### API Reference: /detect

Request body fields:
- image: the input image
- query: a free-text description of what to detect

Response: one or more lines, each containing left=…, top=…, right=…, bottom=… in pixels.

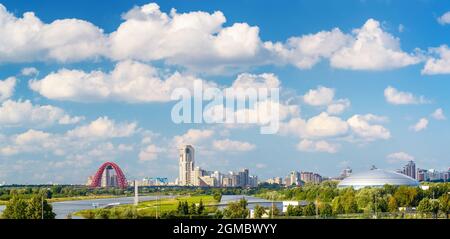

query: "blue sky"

left=0, top=0, right=449, bottom=184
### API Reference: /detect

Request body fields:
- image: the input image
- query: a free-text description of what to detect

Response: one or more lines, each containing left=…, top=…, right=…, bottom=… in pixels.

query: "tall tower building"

left=179, top=145, right=195, bottom=186
left=403, top=161, right=416, bottom=179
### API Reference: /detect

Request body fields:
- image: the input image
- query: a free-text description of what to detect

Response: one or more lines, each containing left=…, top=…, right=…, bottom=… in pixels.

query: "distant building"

left=289, top=171, right=301, bottom=186
left=300, top=171, right=322, bottom=184
left=179, top=145, right=195, bottom=186
left=402, top=161, right=416, bottom=179
left=266, top=177, right=283, bottom=185
left=340, top=167, right=352, bottom=178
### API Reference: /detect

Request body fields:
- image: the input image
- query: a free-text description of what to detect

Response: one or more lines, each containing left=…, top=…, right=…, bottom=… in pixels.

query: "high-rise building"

left=301, top=171, right=322, bottom=184
left=238, top=169, right=250, bottom=187
left=340, top=167, right=352, bottom=178
left=179, top=145, right=195, bottom=186
left=402, top=161, right=416, bottom=179
left=288, top=171, right=301, bottom=186
left=101, top=165, right=117, bottom=187
left=191, top=166, right=205, bottom=186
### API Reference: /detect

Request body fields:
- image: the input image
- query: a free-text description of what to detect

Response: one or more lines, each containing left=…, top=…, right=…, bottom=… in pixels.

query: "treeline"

left=1, top=192, right=55, bottom=219
left=0, top=185, right=132, bottom=201
left=258, top=182, right=450, bottom=218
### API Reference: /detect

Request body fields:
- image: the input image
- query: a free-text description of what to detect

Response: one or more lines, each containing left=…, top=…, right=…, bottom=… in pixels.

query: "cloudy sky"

left=0, top=0, right=449, bottom=184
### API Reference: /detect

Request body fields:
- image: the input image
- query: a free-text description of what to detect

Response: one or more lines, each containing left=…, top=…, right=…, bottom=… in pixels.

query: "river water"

left=0, top=194, right=280, bottom=219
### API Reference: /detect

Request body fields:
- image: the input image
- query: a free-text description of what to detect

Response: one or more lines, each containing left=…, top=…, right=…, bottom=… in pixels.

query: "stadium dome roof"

left=338, top=169, right=419, bottom=189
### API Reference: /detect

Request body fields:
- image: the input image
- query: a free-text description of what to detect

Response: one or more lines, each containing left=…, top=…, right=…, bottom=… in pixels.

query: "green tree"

left=213, top=191, right=222, bottom=202
left=197, top=199, right=205, bottom=215
left=318, top=203, right=333, bottom=218
left=94, top=209, right=110, bottom=219
left=303, top=202, right=316, bottom=216
left=189, top=203, right=197, bottom=215
left=223, top=198, right=249, bottom=219
left=331, top=197, right=345, bottom=215
left=417, top=198, right=432, bottom=218
left=25, top=194, right=55, bottom=219
left=393, top=186, right=419, bottom=207
left=2, top=194, right=28, bottom=219
left=438, top=194, right=449, bottom=219
left=388, top=196, right=398, bottom=212
left=253, top=205, right=266, bottom=218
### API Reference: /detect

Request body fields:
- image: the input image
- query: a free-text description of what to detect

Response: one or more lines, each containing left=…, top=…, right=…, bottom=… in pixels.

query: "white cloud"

left=231, top=73, right=280, bottom=89
left=410, top=118, right=428, bottom=132
left=0, top=77, right=16, bottom=101
left=0, top=4, right=106, bottom=63
left=297, top=139, right=339, bottom=153
left=303, top=86, right=335, bottom=106
left=384, top=86, right=428, bottom=105
left=327, top=99, right=351, bottom=115
left=431, top=108, right=446, bottom=120
left=108, top=3, right=263, bottom=73
left=438, top=12, right=450, bottom=25
left=304, top=112, right=349, bottom=138
left=0, top=100, right=83, bottom=127
left=330, top=19, right=420, bottom=70
left=139, top=144, right=163, bottom=161
left=302, top=86, right=350, bottom=115
left=30, top=60, right=216, bottom=103
left=422, top=45, right=450, bottom=75
left=212, top=139, right=256, bottom=152
left=66, top=117, right=137, bottom=139
left=21, top=67, right=39, bottom=76
left=387, top=152, right=414, bottom=163
left=281, top=112, right=349, bottom=139
left=173, top=129, right=215, bottom=148
left=265, top=28, right=350, bottom=69
left=347, top=114, right=391, bottom=141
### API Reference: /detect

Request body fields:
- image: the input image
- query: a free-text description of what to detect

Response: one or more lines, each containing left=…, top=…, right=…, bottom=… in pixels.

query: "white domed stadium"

left=338, top=169, right=419, bottom=189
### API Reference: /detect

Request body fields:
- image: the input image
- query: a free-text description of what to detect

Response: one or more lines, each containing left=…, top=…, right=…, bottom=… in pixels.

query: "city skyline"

left=1, top=0, right=450, bottom=184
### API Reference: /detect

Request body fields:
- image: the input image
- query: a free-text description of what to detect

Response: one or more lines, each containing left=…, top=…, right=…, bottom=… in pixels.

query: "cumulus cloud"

left=384, top=86, right=428, bottom=105
left=30, top=60, right=216, bottom=103
left=212, top=139, right=256, bottom=151
left=327, top=99, right=351, bottom=115
left=303, top=86, right=335, bottom=106
left=387, top=152, right=414, bottom=163
left=347, top=114, right=391, bottom=141
left=438, top=12, right=450, bottom=25
left=173, top=129, right=215, bottom=147
left=265, top=28, right=350, bottom=69
left=330, top=19, right=420, bottom=70
left=108, top=3, right=264, bottom=73
left=422, top=45, right=450, bottom=75
left=66, top=117, right=137, bottom=139
left=139, top=144, right=163, bottom=161
left=431, top=108, right=446, bottom=120
left=410, top=118, right=428, bottom=132
left=0, top=77, right=16, bottom=101
left=0, top=4, right=106, bottom=63
left=302, top=86, right=350, bottom=115
left=21, top=67, right=39, bottom=76
left=281, top=112, right=349, bottom=139
left=297, top=139, right=339, bottom=153
left=0, top=100, right=83, bottom=127
left=0, top=3, right=421, bottom=73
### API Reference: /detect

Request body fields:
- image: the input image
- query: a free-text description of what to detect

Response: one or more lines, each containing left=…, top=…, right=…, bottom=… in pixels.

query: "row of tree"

left=2, top=193, right=55, bottom=219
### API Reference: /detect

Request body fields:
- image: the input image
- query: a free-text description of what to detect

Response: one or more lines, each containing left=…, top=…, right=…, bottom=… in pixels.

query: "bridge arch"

left=90, top=162, right=127, bottom=189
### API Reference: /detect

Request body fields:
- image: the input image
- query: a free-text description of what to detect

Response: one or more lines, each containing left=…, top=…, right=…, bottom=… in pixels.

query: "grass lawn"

left=75, top=195, right=218, bottom=218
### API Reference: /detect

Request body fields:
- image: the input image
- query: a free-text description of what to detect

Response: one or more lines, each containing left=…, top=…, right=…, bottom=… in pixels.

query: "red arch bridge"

left=90, top=162, right=127, bottom=189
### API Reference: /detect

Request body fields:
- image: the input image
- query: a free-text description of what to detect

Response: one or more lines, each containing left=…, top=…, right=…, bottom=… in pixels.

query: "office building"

left=179, top=145, right=195, bottom=186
